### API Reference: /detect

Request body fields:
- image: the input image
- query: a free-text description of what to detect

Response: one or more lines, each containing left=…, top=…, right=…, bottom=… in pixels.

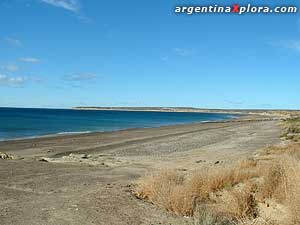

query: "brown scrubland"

left=134, top=117, right=300, bottom=225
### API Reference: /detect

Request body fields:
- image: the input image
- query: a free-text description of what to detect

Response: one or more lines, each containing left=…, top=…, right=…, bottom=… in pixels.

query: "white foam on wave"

left=0, top=130, right=99, bottom=142
left=57, top=131, right=94, bottom=135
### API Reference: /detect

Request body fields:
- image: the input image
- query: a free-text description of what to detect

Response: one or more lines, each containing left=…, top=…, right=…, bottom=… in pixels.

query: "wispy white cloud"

left=0, top=74, right=26, bottom=87
left=65, top=73, right=97, bottom=81
left=284, top=40, right=300, bottom=51
left=0, top=74, right=43, bottom=87
left=160, top=56, right=169, bottom=61
left=0, top=64, right=19, bottom=72
left=40, top=0, right=80, bottom=12
left=174, top=48, right=195, bottom=56
left=270, top=40, right=300, bottom=52
left=38, top=0, right=92, bottom=22
left=5, top=37, right=22, bottom=47
left=160, top=48, right=195, bottom=61
left=224, top=100, right=244, bottom=106
left=19, top=57, right=40, bottom=63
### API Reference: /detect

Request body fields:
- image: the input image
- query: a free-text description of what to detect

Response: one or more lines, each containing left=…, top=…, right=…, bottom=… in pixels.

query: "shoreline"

left=0, top=114, right=242, bottom=143
left=0, top=115, right=282, bottom=225
left=0, top=114, right=277, bottom=158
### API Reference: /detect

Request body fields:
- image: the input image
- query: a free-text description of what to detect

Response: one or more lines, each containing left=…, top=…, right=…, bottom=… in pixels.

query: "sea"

left=0, top=107, right=238, bottom=140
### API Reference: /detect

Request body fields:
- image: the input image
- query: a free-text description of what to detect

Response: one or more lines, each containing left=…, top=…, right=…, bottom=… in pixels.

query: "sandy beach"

left=0, top=116, right=281, bottom=225
left=3, top=1, right=300, bottom=224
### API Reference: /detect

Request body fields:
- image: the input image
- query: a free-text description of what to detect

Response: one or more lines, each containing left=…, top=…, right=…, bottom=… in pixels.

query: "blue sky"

left=1, top=0, right=300, bottom=109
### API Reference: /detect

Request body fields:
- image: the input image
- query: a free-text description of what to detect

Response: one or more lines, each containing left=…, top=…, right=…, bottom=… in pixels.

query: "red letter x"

left=232, top=4, right=240, bottom=13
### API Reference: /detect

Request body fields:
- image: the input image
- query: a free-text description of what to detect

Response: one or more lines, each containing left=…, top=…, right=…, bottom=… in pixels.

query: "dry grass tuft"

left=134, top=138, right=300, bottom=224
left=279, top=157, right=300, bottom=224
left=134, top=169, right=195, bottom=216
left=281, top=117, right=300, bottom=142
left=216, top=183, right=258, bottom=220
left=262, top=143, right=300, bottom=159
left=238, top=158, right=258, bottom=169
left=258, top=163, right=285, bottom=201
left=134, top=169, right=183, bottom=201
left=193, top=205, right=234, bottom=225
left=186, top=164, right=258, bottom=203
left=134, top=160, right=259, bottom=217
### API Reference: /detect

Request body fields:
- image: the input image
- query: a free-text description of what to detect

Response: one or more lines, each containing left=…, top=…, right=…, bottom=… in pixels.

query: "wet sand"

left=0, top=117, right=281, bottom=225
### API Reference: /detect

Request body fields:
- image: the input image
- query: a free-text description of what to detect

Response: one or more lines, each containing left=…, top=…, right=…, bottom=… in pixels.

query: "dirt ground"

left=0, top=118, right=281, bottom=225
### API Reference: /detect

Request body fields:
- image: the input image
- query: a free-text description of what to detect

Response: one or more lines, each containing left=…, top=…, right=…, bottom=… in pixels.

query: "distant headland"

left=72, top=106, right=299, bottom=116
left=72, top=106, right=243, bottom=114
